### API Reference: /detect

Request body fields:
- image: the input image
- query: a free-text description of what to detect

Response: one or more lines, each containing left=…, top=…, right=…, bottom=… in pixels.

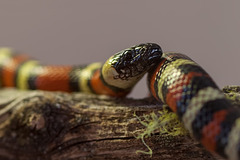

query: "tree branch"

left=0, top=86, right=236, bottom=160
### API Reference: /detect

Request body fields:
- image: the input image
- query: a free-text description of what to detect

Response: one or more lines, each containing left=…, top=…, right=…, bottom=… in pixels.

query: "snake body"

left=0, top=44, right=239, bottom=160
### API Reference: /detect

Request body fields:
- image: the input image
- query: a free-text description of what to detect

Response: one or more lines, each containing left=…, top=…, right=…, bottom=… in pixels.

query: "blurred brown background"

left=0, top=0, right=239, bottom=98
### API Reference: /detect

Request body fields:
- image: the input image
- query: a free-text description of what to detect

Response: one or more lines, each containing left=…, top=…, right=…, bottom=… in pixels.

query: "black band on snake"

left=0, top=43, right=239, bottom=160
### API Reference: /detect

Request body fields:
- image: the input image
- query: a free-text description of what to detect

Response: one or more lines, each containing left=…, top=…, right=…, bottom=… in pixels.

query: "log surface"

left=0, top=86, right=238, bottom=160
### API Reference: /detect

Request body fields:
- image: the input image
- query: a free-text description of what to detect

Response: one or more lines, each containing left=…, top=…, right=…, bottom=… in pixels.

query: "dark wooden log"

left=0, top=86, right=238, bottom=160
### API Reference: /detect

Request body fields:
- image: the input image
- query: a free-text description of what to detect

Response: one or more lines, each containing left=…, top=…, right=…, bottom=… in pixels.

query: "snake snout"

left=146, top=43, right=163, bottom=62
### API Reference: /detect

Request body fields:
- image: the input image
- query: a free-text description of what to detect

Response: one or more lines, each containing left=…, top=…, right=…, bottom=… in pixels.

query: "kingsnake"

left=0, top=43, right=239, bottom=160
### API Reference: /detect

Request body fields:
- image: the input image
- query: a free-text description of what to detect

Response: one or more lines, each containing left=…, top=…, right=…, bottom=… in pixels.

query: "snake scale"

left=0, top=43, right=239, bottom=160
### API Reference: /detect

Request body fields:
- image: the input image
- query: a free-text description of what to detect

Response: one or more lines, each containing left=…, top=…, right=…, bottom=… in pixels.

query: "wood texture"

left=0, top=87, right=237, bottom=160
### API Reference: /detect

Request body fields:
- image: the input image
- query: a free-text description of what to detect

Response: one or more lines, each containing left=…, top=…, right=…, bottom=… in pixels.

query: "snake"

left=0, top=43, right=239, bottom=160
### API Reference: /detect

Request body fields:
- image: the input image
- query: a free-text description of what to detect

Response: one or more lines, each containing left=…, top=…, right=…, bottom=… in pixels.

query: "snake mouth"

left=112, top=43, right=163, bottom=80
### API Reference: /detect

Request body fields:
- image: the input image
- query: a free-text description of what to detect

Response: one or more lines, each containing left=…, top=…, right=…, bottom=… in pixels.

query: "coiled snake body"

left=0, top=44, right=239, bottom=160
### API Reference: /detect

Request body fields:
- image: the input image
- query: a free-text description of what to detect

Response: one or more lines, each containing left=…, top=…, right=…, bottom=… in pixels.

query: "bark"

left=0, top=86, right=238, bottom=160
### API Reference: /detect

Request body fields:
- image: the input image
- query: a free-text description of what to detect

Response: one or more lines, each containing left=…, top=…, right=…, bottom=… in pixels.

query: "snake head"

left=111, top=43, right=162, bottom=79
left=102, top=43, right=162, bottom=90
